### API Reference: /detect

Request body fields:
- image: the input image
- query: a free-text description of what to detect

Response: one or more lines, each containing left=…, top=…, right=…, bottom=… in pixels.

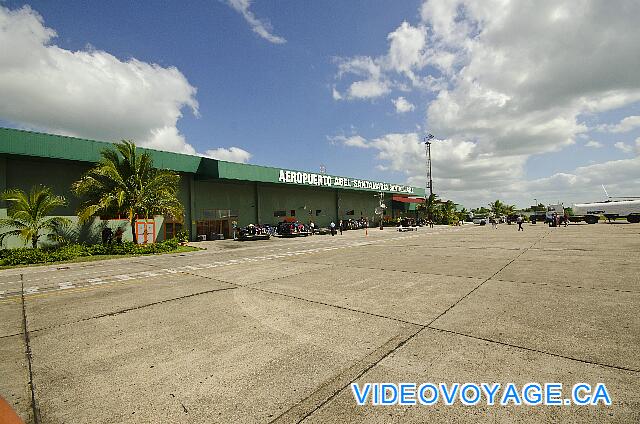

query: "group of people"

left=327, top=219, right=369, bottom=236
left=101, top=226, right=125, bottom=245
left=489, top=216, right=526, bottom=231
left=328, top=220, right=343, bottom=236
left=549, top=212, right=569, bottom=227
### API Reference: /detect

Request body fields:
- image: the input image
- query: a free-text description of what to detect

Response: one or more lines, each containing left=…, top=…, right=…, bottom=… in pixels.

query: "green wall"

left=0, top=151, right=408, bottom=247
left=192, top=179, right=256, bottom=225
left=257, top=183, right=337, bottom=227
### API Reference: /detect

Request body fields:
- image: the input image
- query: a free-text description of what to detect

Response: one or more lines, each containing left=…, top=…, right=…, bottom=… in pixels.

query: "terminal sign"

left=277, top=169, right=414, bottom=194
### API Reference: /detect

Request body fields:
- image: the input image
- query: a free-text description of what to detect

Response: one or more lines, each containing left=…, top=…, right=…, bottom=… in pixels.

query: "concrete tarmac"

left=0, top=222, right=638, bottom=423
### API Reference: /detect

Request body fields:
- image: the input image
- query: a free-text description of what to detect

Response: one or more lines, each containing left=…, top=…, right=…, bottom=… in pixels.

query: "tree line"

left=417, top=196, right=518, bottom=225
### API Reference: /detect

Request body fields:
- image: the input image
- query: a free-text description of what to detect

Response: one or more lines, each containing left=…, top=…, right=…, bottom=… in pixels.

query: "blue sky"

left=1, top=1, right=639, bottom=208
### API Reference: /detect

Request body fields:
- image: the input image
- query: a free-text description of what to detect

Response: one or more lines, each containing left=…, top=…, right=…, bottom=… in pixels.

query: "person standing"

left=309, top=221, right=315, bottom=235
left=517, top=215, right=524, bottom=231
left=114, top=227, right=124, bottom=244
left=101, top=226, right=113, bottom=245
left=339, top=220, right=343, bottom=235
left=330, top=221, right=336, bottom=236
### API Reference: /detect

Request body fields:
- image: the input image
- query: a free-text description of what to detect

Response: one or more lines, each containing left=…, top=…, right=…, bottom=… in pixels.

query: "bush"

left=0, top=239, right=181, bottom=266
left=175, top=230, right=189, bottom=243
left=1, top=248, right=49, bottom=266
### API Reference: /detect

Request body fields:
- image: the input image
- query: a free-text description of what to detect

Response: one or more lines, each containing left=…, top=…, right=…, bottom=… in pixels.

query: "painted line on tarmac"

left=0, top=227, right=473, bottom=295
left=0, top=229, right=437, bottom=285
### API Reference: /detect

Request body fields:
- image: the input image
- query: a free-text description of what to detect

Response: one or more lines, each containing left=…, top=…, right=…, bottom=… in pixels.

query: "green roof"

left=0, top=127, right=424, bottom=196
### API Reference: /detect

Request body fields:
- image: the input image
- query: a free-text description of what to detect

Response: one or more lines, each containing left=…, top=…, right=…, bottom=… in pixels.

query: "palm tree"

left=457, top=207, right=469, bottom=223
left=504, top=204, right=516, bottom=216
left=438, top=200, right=458, bottom=225
left=421, top=193, right=438, bottom=222
left=489, top=200, right=505, bottom=217
left=0, top=185, right=71, bottom=248
left=72, top=141, right=184, bottom=243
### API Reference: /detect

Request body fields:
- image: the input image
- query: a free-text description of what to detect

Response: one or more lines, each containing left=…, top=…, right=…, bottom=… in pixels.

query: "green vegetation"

left=0, top=238, right=194, bottom=267
left=176, top=229, right=189, bottom=244
left=418, top=194, right=465, bottom=224
left=488, top=199, right=516, bottom=217
left=0, top=185, right=71, bottom=248
left=0, top=141, right=192, bottom=266
left=72, top=140, right=184, bottom=243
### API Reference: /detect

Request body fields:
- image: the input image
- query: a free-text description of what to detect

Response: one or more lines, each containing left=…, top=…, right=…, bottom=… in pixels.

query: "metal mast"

left=424, top=134, right=434, bottom=197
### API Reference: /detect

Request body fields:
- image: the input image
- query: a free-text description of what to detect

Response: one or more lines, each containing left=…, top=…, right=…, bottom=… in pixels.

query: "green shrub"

left=175, top=230, right=189, bottom=243
left=47, top=244, right=86, bottom=262
left=0, top=239, right=181, bottom=266
left=1, top=248, right=49, bottom=265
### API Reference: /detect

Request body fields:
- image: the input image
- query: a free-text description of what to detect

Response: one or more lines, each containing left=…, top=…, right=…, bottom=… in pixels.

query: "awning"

left=392, top=196, right=425, bottom=204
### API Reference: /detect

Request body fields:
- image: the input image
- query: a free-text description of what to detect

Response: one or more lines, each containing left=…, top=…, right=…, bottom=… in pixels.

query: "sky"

left=1, top=0, right=639, bottom=209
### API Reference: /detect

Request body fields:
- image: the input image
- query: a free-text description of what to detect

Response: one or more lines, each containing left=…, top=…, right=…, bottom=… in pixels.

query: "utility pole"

left=424, top=134, right=434, bottom=197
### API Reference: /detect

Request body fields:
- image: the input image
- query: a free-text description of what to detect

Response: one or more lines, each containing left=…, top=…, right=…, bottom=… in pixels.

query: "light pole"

left=424, top=134, right=435, bottom=197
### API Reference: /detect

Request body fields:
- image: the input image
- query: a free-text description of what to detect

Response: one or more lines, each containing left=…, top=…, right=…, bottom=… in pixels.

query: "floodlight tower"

left=424, top=134, right=435, bottom=197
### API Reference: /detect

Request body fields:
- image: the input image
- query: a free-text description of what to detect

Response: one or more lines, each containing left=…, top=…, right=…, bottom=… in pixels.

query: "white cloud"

left=347, top=79, right=391, bottom=99
left=225, top=0, right=286, bottom=44
left=392, top=96, right=415, bottom=113
left=333, top=21, right=429, bottom=100
left=333, top=56, right=391, bottom=100
left=328, top=134, right=370, bottom=149
left=334, top=0, right=640, bottom=207
left=385, top=21, right=427, bottom=78
left=614, top=141, right=633, bottom=153
left=0, top=5, right=252, bottom=161
left=598, top=115, right=640, bottom=133
left=204, top=147, right=252, bottom=163
left=523, top=156, right=640, bottom=203
left=331, top=86, right=343, bottom=100
left=0, top=5, right=198, bottom=154
left=584, top=140, right=603, bottom=148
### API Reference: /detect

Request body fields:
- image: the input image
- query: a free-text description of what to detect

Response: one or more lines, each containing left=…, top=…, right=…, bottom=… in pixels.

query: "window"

left=346, top=210, right=355, bottom=215
left=290, top=209, right=296, bottom=216
left=203, top=209, right=238, bottom=219
left=274, top=210, right=286, bottom=217
left=316, top=209, right=321, bottom=216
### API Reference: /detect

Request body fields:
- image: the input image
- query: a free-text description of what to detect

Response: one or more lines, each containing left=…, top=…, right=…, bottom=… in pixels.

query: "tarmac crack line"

left=20, top=275, right=41, bottom=424
left=425, top=230, right=552, bottom=328
left=269, top=327, right=422, bottom=424
left=287, top=259, right=492, bottom=281
left=425, top=326, right=640, bottom=374
left=181, top=269, right=424, bottom=327
left=273, top=230, right=553, bottom=423
left=0, top=332, right=23, bottom=340
left=491, top=278, right=639, bottom=294
left=27, top=286, right=238, bottom=335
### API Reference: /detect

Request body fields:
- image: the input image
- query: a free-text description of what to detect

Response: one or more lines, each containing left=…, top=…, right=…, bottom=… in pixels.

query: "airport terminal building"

left=0, top=128, right=425, bottom=245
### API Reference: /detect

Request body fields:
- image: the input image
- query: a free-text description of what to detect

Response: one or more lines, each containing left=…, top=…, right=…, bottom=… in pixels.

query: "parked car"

left=276, top=221, right=310, bottom=237
left=237, top=224, right=270, bottom=241
left=472, top=215, right=488, bottom=225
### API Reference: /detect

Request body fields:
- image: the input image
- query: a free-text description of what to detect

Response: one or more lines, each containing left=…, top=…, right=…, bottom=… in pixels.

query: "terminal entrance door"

left=197, top=219, right=231, bottom=240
